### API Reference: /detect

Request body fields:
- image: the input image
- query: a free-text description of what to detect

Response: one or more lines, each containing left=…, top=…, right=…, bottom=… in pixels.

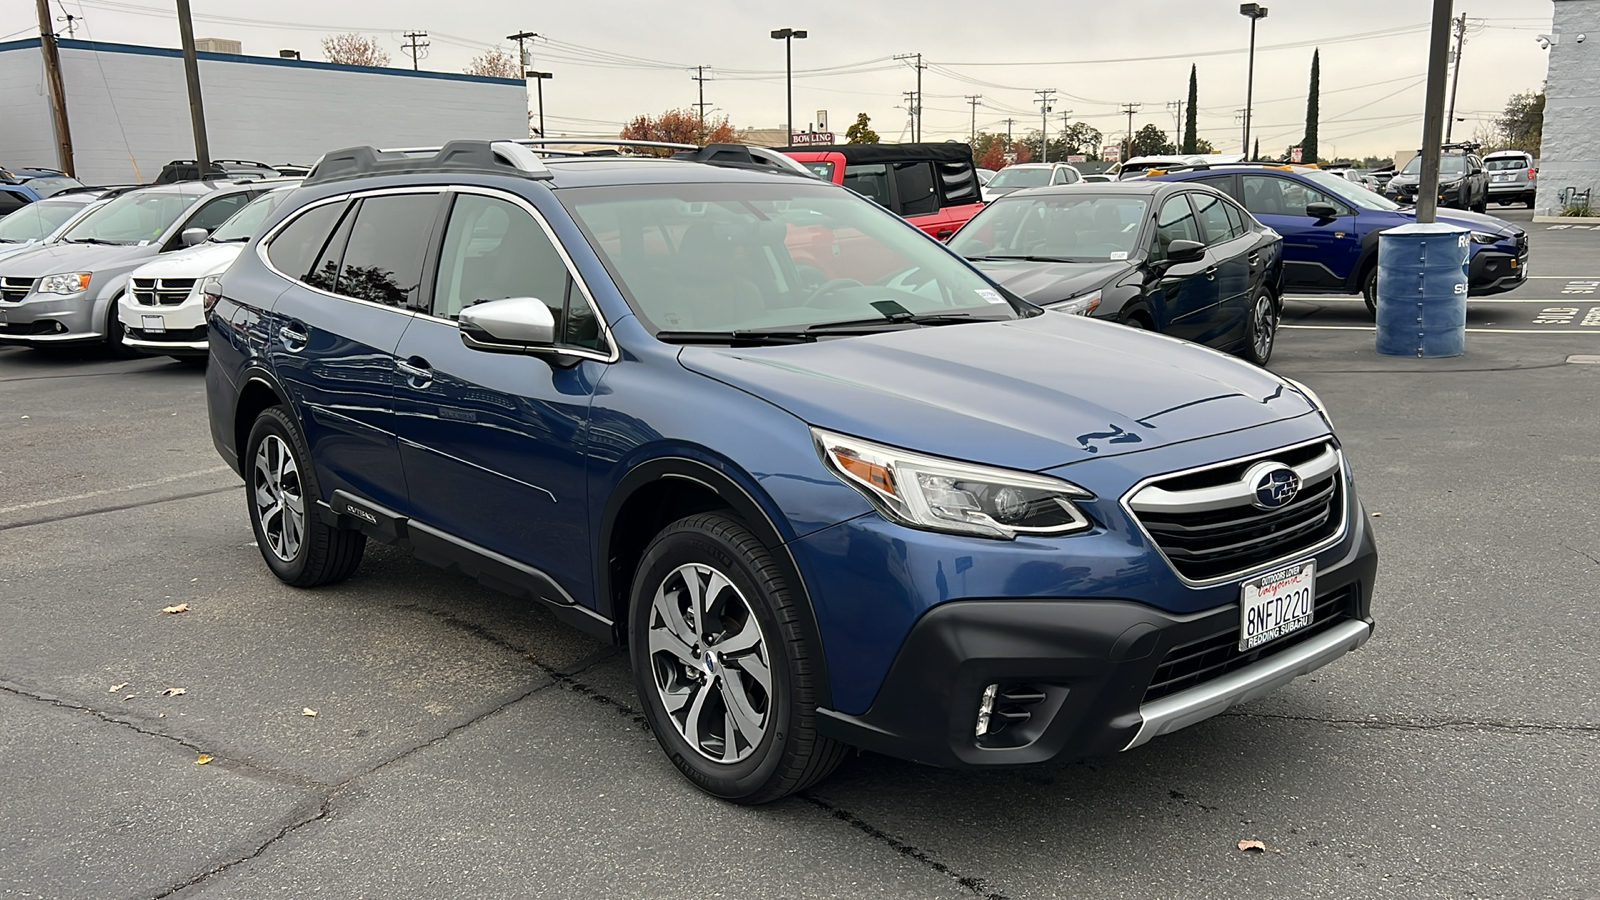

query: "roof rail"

left=304, top=140, right=553, bottom=185
left=516, top=138, right=699, bottom=153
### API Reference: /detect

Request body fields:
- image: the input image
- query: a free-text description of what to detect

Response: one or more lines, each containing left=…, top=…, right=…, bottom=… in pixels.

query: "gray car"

left=1484, top=149, right=1537, bottom=208
left=0, top=180, right=273, bottom=350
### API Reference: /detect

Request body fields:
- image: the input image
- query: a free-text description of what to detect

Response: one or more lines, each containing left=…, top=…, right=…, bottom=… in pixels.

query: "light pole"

left=771, top=28, right=808, bottom=143
left=1240, top=3, right=1268, bottom=157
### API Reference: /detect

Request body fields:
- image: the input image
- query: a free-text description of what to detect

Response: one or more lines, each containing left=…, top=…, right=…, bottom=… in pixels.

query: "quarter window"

left=1221, top=199, right=1249, bottom=237
left=432, top=193, right=603, bottom=350
left=331, top=193, right=440, bottom=308
left=265, top=202, right=346, bottom=281
left=1151, top=194, right=1200, bottom=260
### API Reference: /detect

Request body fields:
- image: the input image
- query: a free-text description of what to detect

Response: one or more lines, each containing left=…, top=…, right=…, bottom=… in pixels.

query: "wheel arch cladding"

left=600, top=456, right=833, bottom=708
left=234, top=373, right=288, bottom=466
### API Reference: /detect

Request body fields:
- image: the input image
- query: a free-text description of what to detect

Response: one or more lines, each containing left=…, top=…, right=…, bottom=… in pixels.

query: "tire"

left=1361, top=265, right=1378, bottom=316
left=105, top=295, right=139, bottom=358
left=1242, top=289, right=1279, bottom=366
left=629, top=513, right=845, bottom=804
left=1120, top=308, right=1152, bottom=330
left=244, top=406, right=365, bottom=588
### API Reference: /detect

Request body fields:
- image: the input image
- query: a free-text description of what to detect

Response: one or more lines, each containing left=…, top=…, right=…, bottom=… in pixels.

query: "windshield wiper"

left=66, top=237, right=127, bottom=245
left=211, top=236, right=250, bottom=243
left=964, top=254, right=1096, bottom=264
left=807, top=311, right=990, bottom=331
left=655, top=329, right=818, bottom=346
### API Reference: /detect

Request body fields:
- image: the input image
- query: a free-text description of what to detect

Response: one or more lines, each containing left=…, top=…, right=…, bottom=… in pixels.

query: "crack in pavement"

left=1222, top=710, right=1600, bottom=734
left=1562, top=543, right=1600, bottom=568
left=0, top=486, right=241, bottom=532
left=803, top=794, right=1010, bottom=900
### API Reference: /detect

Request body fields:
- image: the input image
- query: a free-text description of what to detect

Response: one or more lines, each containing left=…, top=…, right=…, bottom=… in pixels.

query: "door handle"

left=396, top=357, right=433, bottom=387
left=1203, top=266, right=1218, bottom=281
left=278, top=323, right=307, bottom=351
left=1247, top=253, right=1261, bottom=267
left=936, top=229, right=954, bottom=241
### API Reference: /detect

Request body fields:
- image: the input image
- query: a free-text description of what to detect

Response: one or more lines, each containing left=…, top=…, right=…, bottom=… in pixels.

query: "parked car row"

left=183, top=138, right=1375, bottom=804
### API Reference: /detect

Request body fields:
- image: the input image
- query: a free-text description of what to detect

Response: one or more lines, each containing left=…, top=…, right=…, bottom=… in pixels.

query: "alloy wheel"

left=1252, top=293, right=1277, bottom=361
left=647, top=562, right=772, bottom=763
left=252, top=434, right=305, bottom=562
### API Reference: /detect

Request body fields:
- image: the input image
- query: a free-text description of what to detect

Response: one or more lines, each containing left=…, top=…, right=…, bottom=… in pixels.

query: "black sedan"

left=951, top=181, right=1286, bottom=365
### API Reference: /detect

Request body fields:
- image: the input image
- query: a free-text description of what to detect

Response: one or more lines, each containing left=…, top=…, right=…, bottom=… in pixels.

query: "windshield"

left=950, top=194, right=1147, bottom=262
left=987, top=167, right=1052, bottom=189
left=563, top=182, right=1021, bottom=335
left=1401, top=154, right=1467, bottom=176
left=801, top=160, right=836, bottom=180
left=0, top=197, right=92, bottom=242
left=21, top=175, right=84, bottom=198
left=1486, top=157, right=1529, bottom=171
left=1296, top=169, right=1401, bottom=211
left=210, top=190, right=291, bottom=242
left=61, top=190, right=200, bottom=244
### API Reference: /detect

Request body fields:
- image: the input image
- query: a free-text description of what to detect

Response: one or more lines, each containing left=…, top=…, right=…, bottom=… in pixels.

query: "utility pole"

left=964, top=94, right=982, bottom=144
left=401, top=30, right=429, bottom=71
left=902, top=91, right=917, bottom=138
left=175, top=0, right=209, bottom=175
left=527, top=71, right=552, bottom=137
left=1416, top=0, right=1455, bottom=224
left=692, top=66, right=715, bottom=139
left=1057, top=109, right=1073, bottom=155
left=894, top=53, right=926, bottom=141
left=57, top=11, right=82, bottom=37
left=34, top=0, right=73, bottom=175
left=1121, top=102, right=1142, bottom=161
left=1003, top=117, right=1015, bottom=148
left=1236, top=109, right=1249, bottom=157
left=507, top=31, right=540, bottom=136
left=1445, top=12, right=1468, bottom=142
left=1036, top=89, right=1056, bottom=163
left=1167, top=100, right=1183, bottom=138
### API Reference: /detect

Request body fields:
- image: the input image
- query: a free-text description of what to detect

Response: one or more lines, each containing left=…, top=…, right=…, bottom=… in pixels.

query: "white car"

left=981, top=162, right=1082, bottom=201
left=118, top=184, right=299, bottom=359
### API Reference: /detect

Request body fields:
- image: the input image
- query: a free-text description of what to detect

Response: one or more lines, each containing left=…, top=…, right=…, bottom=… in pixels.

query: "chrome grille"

left=1127, top=440, right=1345, bottom=584
left=0, top=277, right=35, bottom=303
left=130, top=277, right=196, bottom=306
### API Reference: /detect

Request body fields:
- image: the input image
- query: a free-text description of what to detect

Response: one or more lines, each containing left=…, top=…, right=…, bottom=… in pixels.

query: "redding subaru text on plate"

left=205, top=139, right=1378, bottom=803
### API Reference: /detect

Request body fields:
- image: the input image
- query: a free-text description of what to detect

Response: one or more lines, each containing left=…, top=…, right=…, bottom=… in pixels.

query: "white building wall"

left=1539, top=0, right=1600, bottom=215
left=0, top=39, right=527, bottom=184
left=0, top=43, right=60, bottom=171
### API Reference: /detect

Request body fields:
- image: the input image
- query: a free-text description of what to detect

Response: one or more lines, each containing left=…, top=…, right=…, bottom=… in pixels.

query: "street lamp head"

left=1240, top=3, right=1268, bottom=19
left=771, top=28, right=807, bottom=40
left=793, top=30, right=808, bottom=39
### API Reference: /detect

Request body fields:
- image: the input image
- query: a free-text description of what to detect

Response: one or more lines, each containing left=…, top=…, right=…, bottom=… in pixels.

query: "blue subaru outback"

left=205, top=140, right=1377, bottom=803
left=1147, top=163, right=1527, bottom=312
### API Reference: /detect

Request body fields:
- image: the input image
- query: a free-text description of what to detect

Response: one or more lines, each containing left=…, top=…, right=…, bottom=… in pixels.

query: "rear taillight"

left=1529, top=168, right=1537, bottom=180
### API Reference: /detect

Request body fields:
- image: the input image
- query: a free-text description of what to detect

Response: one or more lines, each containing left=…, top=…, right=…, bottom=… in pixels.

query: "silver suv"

left=1484, top=150, right=1536, bottom=209
left=0, top=180, right=276, bottom=350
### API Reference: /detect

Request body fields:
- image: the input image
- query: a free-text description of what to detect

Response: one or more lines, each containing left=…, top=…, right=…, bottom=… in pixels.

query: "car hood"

left=678, top=312, right=1314, bottom=472
left=0, top=240, right=48, bottom=263
left=1376, top=206, right=1519, bottom=237
left=0, top=241, right=158, bottom=277
left=128, top=242, right=245, bottom=280
left=969, top=259, right=1131, bottom=304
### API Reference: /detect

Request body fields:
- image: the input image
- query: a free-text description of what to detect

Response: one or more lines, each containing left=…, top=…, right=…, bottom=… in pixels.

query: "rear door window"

left=892, top=161, right=938, bottom=216
left=331, top=193, right=442, bottom=308
left=1192, top=193, right=1237, bottom=245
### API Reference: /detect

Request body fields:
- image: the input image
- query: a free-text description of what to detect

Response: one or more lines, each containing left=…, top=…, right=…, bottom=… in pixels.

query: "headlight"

left=1469, top=230, right=1502, bottom=245
left=1284, top=377, right=1333, bottom=429
left=37, top=272, right=91, bottom=294
left=812, top=427, right=1094, bottom=539
left=1054, top=289, right=1101, bottom=317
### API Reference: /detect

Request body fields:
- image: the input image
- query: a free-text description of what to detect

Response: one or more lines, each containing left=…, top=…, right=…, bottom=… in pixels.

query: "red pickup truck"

left=781, top=143, right=984, bottom=242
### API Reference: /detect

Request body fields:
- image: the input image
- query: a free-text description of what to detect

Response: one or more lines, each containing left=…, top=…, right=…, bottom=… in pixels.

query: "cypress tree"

left=1183, top=65, right=1198, bottom=154
left=1253, top=137, right=1260, bottom=160
left=1303, top=50, right=1320, bottom=163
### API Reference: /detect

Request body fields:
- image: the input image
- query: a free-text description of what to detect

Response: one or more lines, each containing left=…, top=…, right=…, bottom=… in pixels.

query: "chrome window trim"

left=1118, top=437, right=1350, bottom=589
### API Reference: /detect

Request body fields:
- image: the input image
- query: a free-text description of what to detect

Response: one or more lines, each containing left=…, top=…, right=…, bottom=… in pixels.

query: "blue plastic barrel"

left=1375, top=223, right=1469, bottom=358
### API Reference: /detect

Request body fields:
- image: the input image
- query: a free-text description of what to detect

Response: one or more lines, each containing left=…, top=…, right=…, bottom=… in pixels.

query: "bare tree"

left=321, top=33, right=391, bottom=67
left=466, top=46, right=520, bottom=79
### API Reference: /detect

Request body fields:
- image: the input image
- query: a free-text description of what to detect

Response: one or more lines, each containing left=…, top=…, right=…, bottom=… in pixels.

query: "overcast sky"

left=18, top=0, right=1556, bottom=157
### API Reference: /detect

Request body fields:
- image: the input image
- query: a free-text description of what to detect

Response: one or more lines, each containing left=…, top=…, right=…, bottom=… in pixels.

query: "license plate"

left=1239, top=561, right=1316, bottom=651
left=141, top=315, right=166, bottom=333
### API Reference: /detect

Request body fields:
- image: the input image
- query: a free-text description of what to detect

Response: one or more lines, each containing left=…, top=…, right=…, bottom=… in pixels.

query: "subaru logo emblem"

left=1246, top=462, right=1301, bottom=510
left=703, top=651, right=717, bottom=673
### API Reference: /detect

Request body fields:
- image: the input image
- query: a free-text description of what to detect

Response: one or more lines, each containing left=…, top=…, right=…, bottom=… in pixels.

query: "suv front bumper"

left=815, top=507, right=1377, bottom=769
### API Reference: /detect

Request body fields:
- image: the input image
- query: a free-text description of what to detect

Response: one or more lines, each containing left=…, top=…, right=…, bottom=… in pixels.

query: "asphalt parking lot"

left=2, top=208, right=1596, bottom=900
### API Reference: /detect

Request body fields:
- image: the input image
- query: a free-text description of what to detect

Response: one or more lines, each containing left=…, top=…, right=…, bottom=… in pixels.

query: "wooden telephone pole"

left=35, top=0, right=75, bottom=176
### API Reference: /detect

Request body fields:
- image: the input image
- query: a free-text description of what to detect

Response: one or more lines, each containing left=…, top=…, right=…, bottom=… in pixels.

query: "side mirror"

left=1305, top=202, right=1339, bottom=220
left=180, top=227, right=209, bottom=247
left=458, top=297, right=557, bottom=354
left=1471, top=166, right=1483, bottom=175
left=1164, top=239, right=1206, bottom=265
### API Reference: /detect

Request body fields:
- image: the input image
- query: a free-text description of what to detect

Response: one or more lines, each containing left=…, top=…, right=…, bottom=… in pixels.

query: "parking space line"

left=0, top=466, right=232, bottom=515
left=1282, top=324, right=1600, bottom=334
left=1286, top=297, right=1598, bottom=304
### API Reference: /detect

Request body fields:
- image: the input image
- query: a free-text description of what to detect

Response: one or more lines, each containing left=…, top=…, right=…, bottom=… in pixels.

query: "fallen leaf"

left=109, top=682, right=128, bottom=692
left=302, top=708, right=318, bottom=717
left=1371, top=512, right=1382, bottom=518
left=189, top=578, right=198, bottom=583
left=195, top=753, right=213, bottom=765
left=1237, top=839, right=1267, bottom=853
left=20, top=415, right=29, bottom=419
left=161, top=603, right=189, bottom=614
left=161, top=687, right=187, bottom=697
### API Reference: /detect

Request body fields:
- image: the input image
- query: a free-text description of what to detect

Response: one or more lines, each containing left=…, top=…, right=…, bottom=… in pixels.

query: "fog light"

left=975, top=683, right=999, bottom=736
